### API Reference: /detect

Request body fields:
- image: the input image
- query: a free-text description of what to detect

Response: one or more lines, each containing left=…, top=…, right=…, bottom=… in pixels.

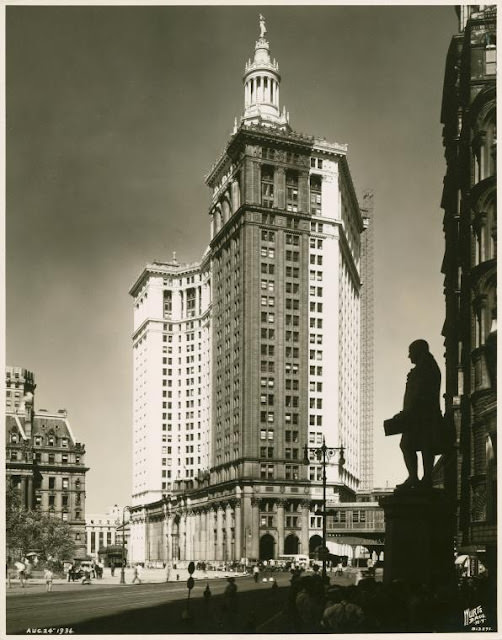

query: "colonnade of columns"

left=161, top=497, right=311, bottom=563
left=244, top=75, right=280, bottom=108
left=211, top=180, right=241, bottom=238
left=130, top=496, right=316, bottom=565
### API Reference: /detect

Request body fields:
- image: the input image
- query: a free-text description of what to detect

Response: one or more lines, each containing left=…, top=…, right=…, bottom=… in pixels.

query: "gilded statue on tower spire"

left=259, top=14, right=267, bottom=38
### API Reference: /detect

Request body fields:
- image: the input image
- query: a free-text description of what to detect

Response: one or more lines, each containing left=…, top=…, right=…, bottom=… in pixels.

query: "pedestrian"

left=223, top=576, right=238, bottom=628
left=132, top=564, right=142, bottom=584
left=322, top=587, right=365, bottom=633
left=15, top=560, right=26, bottom=588
left=203, top=583, right=211, bottom=608
left=81, top=569, right=92, bottom=585
left=44, top=567, right=54, bottom=592
left=253, top=564, right=260, bottom=583
left=110, top=561, right=115, bottom=577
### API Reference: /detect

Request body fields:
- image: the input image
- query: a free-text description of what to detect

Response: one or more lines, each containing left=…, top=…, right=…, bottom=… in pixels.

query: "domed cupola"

left=242, top=15, right=290, bottom=129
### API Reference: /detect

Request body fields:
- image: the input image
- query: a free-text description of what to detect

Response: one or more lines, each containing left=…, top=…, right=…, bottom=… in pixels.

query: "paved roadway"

left=6, top=572, right=302, bottom=635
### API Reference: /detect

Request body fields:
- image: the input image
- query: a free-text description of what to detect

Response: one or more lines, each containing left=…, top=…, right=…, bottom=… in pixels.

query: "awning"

left=455, top=554, right=469, bottom=565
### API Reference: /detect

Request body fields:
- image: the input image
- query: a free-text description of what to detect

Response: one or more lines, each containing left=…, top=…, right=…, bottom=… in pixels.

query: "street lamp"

left=303, top=438, right=345, bottom=583
left=120, top=506, right=131, bottom=585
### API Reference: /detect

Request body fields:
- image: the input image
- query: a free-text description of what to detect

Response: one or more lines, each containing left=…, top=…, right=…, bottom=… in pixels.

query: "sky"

left=6, top=4, right=458, bottom=513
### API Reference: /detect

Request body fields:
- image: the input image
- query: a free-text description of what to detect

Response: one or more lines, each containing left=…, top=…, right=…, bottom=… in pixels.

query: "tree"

left=6, top=484, right=76, bottom=561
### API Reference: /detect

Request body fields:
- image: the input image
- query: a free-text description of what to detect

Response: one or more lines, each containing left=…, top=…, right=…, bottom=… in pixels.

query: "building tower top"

left=242, top=15, right=290, bottom=130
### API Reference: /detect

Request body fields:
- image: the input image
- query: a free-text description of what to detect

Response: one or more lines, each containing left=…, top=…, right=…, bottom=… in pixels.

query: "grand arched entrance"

left=259, top=534, right=275, bottom=560
left=309, top=534, right=323, bottom=554
left=284, top=533, right=299, bottom=554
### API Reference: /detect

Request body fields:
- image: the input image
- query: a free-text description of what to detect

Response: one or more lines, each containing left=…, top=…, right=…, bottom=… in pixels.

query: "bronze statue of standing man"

left=395, top=339, right=443, bottom=490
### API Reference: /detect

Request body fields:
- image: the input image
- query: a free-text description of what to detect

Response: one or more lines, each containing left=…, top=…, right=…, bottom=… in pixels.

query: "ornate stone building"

left=128, top=17, right=366, bottom=564
left=6, top=367, right=89, bottom=558
left=440, top=5, right=496, bottom=576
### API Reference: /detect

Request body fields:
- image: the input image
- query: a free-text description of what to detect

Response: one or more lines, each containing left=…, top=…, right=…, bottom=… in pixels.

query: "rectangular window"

left=62, top=478, right=69, bottom=489
left=310, top=176, right=322, bottom=215
left=260, top=463, right=274, bottom=479
left=261, top=166, right=275, bottom=208
left=485, top=47, right=496, bottom=75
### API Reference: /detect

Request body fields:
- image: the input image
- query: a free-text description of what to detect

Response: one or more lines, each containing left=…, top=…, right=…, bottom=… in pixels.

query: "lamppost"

left=120, top=506, right=131, bottom=585
left=303, top=438, right=345, bottom=582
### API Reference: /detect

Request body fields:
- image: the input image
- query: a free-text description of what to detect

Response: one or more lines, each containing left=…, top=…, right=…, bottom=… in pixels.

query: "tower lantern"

left=242, top=15, right=289, bottom=129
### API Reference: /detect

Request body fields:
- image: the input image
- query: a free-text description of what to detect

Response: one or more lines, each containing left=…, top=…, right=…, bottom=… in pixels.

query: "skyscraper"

left=359, top=191, right=375, bottom=492
left=129, top=17, right=367, bottom=564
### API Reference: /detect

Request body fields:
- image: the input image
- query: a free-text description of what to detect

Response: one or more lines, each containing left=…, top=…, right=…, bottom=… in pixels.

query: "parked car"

left=74, top=560, right=94, bottom=579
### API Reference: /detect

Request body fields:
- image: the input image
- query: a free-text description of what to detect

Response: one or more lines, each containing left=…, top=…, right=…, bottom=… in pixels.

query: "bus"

left=277, top=554, right=310, bottom=568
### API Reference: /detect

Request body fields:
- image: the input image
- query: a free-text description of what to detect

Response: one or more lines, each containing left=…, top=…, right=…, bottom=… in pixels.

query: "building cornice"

left=129, top=259, right=205, bottom=297
left=6, top=462, right=89, bottom=474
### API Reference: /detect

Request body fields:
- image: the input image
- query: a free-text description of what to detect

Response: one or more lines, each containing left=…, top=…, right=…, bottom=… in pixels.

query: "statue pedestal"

left=380, top=489, right=455, bottom=586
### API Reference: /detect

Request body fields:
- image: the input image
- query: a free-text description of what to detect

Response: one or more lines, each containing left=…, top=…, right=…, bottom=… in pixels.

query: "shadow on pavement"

left=70, top=584, right=292, bottom=635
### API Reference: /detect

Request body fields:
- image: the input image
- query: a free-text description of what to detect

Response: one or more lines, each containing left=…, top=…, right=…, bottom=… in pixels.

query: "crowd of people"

left=285, top=568, right=496, bottom=633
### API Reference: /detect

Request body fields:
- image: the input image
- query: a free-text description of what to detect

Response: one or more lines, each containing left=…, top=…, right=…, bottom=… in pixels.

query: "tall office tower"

left=128, top=17, right=366, bottom=564
left=440, top=5, right=496, bottom=579
left=129, top=255, right=211, bottom=507
left=359, top=191, right=375, bottom=492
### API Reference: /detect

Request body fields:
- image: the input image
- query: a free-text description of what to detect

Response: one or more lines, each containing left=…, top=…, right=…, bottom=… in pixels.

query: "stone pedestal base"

left=380, top=489, right=455, bottom=586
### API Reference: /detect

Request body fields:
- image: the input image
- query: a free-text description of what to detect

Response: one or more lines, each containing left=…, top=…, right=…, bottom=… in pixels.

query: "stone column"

left=275, top=166, right=286, bottom=210
left=206, top=509, right=214, bottom=561
left=166, top=517, right=173, bottom=564
left=231, top=179, right=240, bottom=212
left=277, top=500, right=285, bottom=556
left=251, top=498, right=260, bottom=559
left=200, top=510, right=207, bottom=561
left=26, top=476, right=33, bottom=510
left=234, top=501, right=242, bottom=561
left=225, top=503, right=233, bottom=561
left=300, top=501, right=310, bottom=556
left=216, top=505, right=224, bottom=560
left=179, top=512, right=186, bottom=561
left=185, top=512, right=192, bottom=561
left=298, top=171, right=310, bottom=213
left=194, top=511, right=201, bottom=561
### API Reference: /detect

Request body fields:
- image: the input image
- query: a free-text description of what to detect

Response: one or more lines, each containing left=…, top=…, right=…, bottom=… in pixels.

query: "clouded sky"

left=6, top=4, right=457, bottom=512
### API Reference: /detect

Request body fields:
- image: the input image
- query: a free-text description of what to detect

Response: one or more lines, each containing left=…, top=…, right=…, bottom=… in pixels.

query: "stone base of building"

left=380, top=488, right=455, bottom=586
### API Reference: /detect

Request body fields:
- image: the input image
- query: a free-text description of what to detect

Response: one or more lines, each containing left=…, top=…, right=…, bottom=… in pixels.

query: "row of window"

left=260, top=463, right=301, bottom=481
left=9, top=450, right=81, bottom=465
left=9, top=433, right=70, bottom=448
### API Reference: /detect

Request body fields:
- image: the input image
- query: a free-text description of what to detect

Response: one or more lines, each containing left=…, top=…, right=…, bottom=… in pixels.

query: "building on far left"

left=5, top=366, right=89, bottom=558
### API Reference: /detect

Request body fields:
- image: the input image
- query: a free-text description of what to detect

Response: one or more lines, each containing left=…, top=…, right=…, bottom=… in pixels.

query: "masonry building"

left=6, top=366, right=89, bottom=558
left=440, top=5, right=496, bottom=577
left=128, top=17, right=369, bottom=564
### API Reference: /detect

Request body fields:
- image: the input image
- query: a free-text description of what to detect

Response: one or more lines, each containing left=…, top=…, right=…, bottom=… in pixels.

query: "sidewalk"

left=6, top=566, right=248, bottom=593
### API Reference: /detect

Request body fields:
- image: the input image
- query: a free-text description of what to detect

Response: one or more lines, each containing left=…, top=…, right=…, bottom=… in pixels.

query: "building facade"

left=128, top=18, right=368, bottom=564
left=129, top=256, right=211, bottom=506
left=440, top=5, right=496, bottom=576
left=85, top=505, right=123, bottom=560
left=6, top=367, right=89, bottom=559
left=359, top=191, right=375, bottom=492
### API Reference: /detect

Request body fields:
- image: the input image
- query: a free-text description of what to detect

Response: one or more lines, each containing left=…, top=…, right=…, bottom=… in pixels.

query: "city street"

left=6, top=571, right=314, bottom=634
